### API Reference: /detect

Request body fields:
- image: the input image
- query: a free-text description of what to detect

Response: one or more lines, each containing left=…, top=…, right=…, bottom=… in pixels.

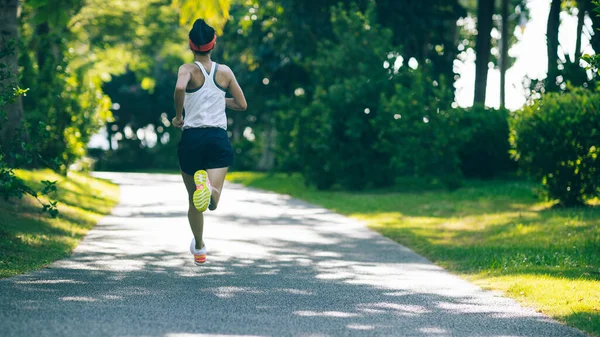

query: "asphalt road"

left=0, top=172, right=589, bottom=337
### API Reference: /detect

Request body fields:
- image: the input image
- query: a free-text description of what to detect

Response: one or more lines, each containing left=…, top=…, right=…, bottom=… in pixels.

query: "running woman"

left=172, top=19, right=247, bottom=265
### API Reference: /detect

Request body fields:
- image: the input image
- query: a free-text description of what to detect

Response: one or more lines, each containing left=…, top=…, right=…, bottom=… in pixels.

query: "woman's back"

left=183, top=61, right=227, bottom=130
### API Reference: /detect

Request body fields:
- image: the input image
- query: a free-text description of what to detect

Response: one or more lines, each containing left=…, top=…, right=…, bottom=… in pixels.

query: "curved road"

left=0, top=173, right=588, bottom=337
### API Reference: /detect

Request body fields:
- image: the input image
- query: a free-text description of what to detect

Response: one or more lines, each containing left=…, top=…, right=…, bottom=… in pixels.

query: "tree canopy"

left=1, top=0, right=599, bottom=190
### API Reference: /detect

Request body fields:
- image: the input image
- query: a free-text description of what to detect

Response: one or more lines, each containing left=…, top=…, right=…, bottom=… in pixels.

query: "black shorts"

left=177, top=127, right=234, bottom=175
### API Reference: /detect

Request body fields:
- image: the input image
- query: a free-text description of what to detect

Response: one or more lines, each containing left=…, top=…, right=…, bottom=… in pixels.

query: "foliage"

left=173, top=0, right=230, bottom=34
left=0, top=159, right=59, bottom=217
left=293, top=3, right=467, bottom=190
left=294, top=3, right=398, bottom=190
left=0, top=35, right=58, bottom=217
left=582, top=0, right=600, bottom=74
left=0, top=38, right=26, bottom=111
left=510, top=87, right=600, bottom=206
left=377, top=0, right=465, bottom=87
left=376, top=71, right=463, bottom=189
left=217, top=0, right=472, bottom=175
left=13, top=0, right=112, bottom=172
left=454, top=105, right=515, bottom=178
left=581, top=53, right=600, bottom=74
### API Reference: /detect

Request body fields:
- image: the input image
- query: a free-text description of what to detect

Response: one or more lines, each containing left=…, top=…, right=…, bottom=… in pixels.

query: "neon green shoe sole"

left=193, top=170, right=211, bottom=212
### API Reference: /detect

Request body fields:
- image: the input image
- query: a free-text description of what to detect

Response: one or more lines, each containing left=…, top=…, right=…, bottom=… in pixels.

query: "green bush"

left=294, top=3, right=473, bottom=190
left=295, top=3, right=396, bottom=190
left=375, top=71, right=463, bottom=188
left=231, top=137, right=260, bottom=172
left=455, top=105, right=515, bottom=179
left=510, top=88, right=600, bottom=206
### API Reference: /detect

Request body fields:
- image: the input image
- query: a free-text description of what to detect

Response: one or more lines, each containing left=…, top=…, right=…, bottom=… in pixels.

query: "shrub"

left=455, top=105, right=515, bottom=179
left=295, top=3, right=396, bottom=190
left=375, top=71, right=463, bottom=189
left=295, top=3, right=468, bottom=190
left=231, top=136, right=260, bottom=172
left=510, top=88, right=600, bottom=206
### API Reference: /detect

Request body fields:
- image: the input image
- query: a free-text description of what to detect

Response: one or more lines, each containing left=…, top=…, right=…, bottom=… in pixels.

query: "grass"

left=0, top=170, right=120, bottom=278
left=227, top=172, right=600, bottom=337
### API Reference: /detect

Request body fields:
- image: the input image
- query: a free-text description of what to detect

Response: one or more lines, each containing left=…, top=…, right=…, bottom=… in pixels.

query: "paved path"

left=0, top=173, right=588, bottom=337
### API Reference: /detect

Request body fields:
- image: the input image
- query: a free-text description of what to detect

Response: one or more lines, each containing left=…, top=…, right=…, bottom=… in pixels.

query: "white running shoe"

left=190, top=237, right=207, bottom=265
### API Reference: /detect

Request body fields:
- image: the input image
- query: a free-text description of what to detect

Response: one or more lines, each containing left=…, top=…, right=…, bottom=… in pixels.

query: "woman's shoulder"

left=216, top=63, right=233, bottom=74
left=179, top=62, right=199, bottom=72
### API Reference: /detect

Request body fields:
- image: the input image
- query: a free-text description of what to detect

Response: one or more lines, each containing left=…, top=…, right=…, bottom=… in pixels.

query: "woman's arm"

left=223, top=66, right=247, bottom=111
left=226, top=97, right=246, bottom=111
left=173, top=65, right=192, bottom=127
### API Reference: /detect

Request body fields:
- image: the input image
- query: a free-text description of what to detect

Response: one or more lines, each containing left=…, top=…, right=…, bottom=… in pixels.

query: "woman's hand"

left=172, top=117, right=184, bottom=128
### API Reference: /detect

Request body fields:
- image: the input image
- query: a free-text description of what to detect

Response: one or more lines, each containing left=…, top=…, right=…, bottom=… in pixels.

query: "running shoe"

left=193, top=170, right=212, bottom=212
left=190, top=238, right=207, bottom=265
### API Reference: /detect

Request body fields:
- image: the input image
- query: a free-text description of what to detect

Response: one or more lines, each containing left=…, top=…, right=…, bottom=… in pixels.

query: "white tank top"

left=182, top=61, right=227, bottom=130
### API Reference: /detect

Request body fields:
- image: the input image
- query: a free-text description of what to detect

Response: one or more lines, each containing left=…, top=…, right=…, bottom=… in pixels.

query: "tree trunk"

left=500, top=0, right=509, bottom=108
left=474, top=0, right=495, bottom=105
left=546, top=0, right=561, bottom=92
left=574, top=0, right=586, bottom=63
left=257, top=124, right=276, bottom=171
left=0, top=0, right=26, bottom=152
left=36, top=22, right=50, bottom=70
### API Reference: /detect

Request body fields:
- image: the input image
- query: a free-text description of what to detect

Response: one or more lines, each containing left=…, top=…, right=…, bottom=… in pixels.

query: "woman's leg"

left=181, top=171, right=204, bottom=249
left=207, top=167, right=229, bottom=210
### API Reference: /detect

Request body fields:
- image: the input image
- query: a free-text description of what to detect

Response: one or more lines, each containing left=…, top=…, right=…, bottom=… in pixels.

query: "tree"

left=546, top=0, right=561, bottom=92
left=173, top=0, right=230, bottom=34
left=376, top=0, right=466, bottom=87
left=0, top=0, right=27, bottom=153
left=500, top=0, right=509, bottom=108
left=17, top=0, right=111, bottom=171
left=582, top=0, right=600, bottom=72
left=474, top=0, right=495, bottom=105
left=575, top=0, right=587, bottom=63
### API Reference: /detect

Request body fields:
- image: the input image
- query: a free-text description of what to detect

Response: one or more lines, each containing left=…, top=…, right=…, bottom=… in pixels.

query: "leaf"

left=174, top=0, right=230, bottom=34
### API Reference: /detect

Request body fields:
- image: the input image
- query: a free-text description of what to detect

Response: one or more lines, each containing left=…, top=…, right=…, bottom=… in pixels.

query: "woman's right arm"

left=173, top=64, right=192, bottom=128
left=224, top=66, right=247, bottom=111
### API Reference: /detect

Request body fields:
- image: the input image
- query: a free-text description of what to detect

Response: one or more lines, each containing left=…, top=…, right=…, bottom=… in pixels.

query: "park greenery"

left=0, top=0, right=599, bottom=334
left=0, top=169, right=119, bottom=278
left=0, top=0, right=598, bottom=205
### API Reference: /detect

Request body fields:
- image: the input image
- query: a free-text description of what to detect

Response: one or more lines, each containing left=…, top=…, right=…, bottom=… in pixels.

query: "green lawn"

left=227, top=172, right=600, bottom=337
left=0, top=170, right=120, bottom=278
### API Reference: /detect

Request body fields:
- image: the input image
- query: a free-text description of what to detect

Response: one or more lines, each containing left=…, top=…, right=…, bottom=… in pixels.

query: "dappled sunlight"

left=15, top=279, right=85, bottom=285
left=347, top=324, right=376, bottom=330
left=419, top=327, right=448, bottom=334
left=295, top=310, right=359, bottom=318
left=60, top=296, right=99, bottom=302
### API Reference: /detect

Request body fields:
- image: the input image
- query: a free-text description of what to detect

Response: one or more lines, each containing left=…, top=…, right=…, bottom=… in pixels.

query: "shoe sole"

left=194, top=255, right=207, bottom=265
left=193, top=170, right=211, bottom=212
